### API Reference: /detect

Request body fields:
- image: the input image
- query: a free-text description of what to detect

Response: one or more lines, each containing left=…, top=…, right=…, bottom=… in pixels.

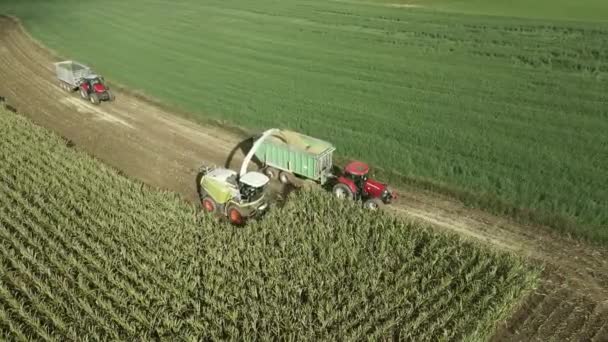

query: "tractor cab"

left=81, top=75, right=107, bottom=92
left=333, top=161, right=396, bottom=210
left=343, top=161, right=369, bottom=191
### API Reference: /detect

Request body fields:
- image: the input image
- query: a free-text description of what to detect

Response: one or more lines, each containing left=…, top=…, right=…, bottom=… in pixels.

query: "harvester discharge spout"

left=239, top=128, right=281, bottom=179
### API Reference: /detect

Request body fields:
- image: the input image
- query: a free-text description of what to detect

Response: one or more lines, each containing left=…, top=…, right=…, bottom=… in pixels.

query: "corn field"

left=0, top=109, right=538, bottom=340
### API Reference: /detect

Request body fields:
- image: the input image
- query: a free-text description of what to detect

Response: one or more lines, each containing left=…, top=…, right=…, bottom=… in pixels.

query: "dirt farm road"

left=0, top=16, right=606, bottom=341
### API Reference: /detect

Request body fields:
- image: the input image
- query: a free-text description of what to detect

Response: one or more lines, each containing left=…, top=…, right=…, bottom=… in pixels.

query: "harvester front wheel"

left=201, top=196, right=217, bottom=214
left=363, top=198, right=383, bottom=211
left=227, top=205, right=245, bottom=226
left=333, top=183, right=354, bottom=200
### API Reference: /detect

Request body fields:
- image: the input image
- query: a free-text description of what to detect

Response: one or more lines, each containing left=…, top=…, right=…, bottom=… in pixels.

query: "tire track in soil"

left=1, top=15, right=607, bottom=341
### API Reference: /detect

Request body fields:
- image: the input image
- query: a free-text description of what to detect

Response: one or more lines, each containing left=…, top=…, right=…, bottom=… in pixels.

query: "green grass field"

left=379, top=0, right=608, bottom=21
left=1, top=0, right=607, bottom=242
left=0, top=108, right=537, bottom=340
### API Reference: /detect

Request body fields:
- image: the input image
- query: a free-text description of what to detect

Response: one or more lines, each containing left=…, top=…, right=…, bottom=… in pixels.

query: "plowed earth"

left=0, top=16, right=606, bottom=341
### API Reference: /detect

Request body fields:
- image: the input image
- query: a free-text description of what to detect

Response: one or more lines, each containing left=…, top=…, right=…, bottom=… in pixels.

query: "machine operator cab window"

left=238, top=171, right=270, bottom=203
left=84, top=76, right=105, bottom=87
left=344, top=161, right=369, bottom=192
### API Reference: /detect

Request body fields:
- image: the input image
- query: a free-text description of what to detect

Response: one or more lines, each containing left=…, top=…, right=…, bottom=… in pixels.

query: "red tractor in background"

left=78, top=75, right=115, bottom=105
left=55, top=60, right=115, bottom=105
left=332, top=161, right=396, bottom=210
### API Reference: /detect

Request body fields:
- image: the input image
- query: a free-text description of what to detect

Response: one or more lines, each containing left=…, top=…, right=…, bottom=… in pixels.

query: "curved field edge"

left=0, top=107, right=539, bottom=340
left=2, top=0, right=606, bottom=244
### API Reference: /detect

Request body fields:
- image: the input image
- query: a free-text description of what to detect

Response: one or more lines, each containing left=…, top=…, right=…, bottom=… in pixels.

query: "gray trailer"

left=55, top=60, right=92, bottom=91
left=54, top=60, right=114, bottom=105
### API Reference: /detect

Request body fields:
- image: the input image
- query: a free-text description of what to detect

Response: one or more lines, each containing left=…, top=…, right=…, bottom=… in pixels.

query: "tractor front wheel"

left=106, top=90, right=115, bottom=102
left=90, top=93, right=100, bottom=105
left=201, top=196, right=217, bottom=214
left=363, top=198, right=383, bottom=211
left=333, top=183, right=354, bottom=200
left=227, top=205, right=245, bottom=226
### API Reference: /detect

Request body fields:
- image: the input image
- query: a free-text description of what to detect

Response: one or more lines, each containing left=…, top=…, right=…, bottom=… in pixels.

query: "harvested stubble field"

left=2, top=0, right=606, bottom=243
left=0, top=108, right=537, bottom=340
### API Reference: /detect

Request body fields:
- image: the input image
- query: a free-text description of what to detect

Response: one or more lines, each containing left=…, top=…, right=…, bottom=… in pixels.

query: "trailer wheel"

left=279, top=171, right=293, bottom=185
left=90, top=93, right=100, bottom=105
left=201, top=196, right=217, bottom=213
left=227, top=205, right=245, bottom=226
left=363, top=198, right=383, bottom=211
left=263, top=167, right=278, bottom=180
left=333, top=183, right=354, bottom=200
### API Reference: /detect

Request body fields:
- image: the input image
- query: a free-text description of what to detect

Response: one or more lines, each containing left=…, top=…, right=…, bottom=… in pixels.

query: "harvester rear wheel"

left=227, top=205, right=245, bottom=226
left=333, top=183, right=354, bottom=200
left=363, top=198, right=383, bottom=211
left=201, top=196, right=217, bottom=213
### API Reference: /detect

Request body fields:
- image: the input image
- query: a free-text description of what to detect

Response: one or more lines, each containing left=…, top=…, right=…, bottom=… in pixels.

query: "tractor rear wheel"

left=90, top=93, right=100, bottom=105
left=333, top=183, right=354, bottom=200
left=227, top=205, right=245, bottom=226
left=363, top=198, right=383, bottom=211
left=279, top=171, right=293, bottom=185
left=201, top=196, right=217, bottom=214
left=80, top=89, right=88, bottom=99
left=263, top=167, right=278, bottom=180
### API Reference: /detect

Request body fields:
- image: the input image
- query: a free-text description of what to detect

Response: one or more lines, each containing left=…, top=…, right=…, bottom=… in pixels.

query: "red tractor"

left=55, top=61, right=115, bottom=105
left=332, top=161, right=396, bottom=210
left=78, top=75, right=115, bottom=105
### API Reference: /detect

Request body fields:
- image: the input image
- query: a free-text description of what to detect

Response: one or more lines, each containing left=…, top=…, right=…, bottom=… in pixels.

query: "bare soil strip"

left=0, top=16, right=606, bottom=340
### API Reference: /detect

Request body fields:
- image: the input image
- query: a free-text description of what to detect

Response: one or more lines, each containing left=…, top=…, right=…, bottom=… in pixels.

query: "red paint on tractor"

left=337, top=176, right=357, bottom=194
left=93, top=83, right=105, bottom=93
left=344, top=161, right=369, bottom=176
left=364, top=178, right=385, bottom=198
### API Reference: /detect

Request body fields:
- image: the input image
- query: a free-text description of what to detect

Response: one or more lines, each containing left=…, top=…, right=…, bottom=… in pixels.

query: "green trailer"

left=254, top=130, right=336, bottom=185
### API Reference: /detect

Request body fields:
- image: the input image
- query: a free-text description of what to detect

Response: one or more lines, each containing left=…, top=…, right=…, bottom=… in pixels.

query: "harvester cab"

left=333, top=161, right=396, bottom=210
left=237, top=171, right=269, bottom=203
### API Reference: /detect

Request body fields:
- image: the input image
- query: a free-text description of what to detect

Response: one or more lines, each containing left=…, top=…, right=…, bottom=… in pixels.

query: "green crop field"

left=0, top=108, right=537, bottom=340
left=1, top=0, right=607, bottom=242
left=377, top=0, right=608, bottom=21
